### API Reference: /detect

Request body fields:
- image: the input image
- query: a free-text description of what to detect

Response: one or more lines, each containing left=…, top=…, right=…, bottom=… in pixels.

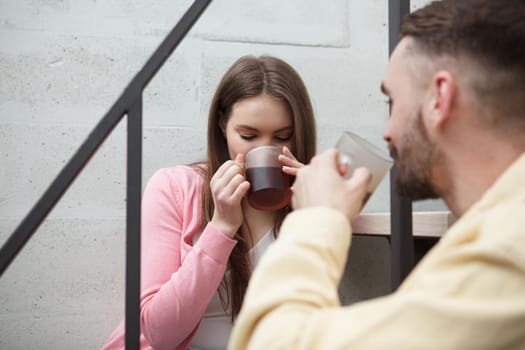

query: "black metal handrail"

left=0, top=1, right=212, bottom=349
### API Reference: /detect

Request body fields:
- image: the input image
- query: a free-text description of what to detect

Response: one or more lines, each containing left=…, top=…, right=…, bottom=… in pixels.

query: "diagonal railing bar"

left=0, top=0, right=212, bottom=348
left=0, top=0, right=212, bottom=277
left=388, top=0, right=414, bottom=291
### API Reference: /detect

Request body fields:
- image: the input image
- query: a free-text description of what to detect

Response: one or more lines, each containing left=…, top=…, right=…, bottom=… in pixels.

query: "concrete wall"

left=0, top=0, right=438, bottom=348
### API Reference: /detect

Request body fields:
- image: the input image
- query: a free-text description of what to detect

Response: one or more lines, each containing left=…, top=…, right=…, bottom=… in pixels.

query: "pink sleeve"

left=139, top=168, right=237, bottom=350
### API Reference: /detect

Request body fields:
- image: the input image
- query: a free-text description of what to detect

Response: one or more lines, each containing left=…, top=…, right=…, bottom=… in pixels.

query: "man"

left=228, top=0, right=525, bottom=349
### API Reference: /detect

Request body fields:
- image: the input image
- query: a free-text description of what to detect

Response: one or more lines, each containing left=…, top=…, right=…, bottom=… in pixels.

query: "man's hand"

left=291, top=149, right=372, bottom=222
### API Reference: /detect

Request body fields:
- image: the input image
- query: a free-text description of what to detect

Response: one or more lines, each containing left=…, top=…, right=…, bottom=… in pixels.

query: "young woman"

left=101, top=55, right=317, bottom=350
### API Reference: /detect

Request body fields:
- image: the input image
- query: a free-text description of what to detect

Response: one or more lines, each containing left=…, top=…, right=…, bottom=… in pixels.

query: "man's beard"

left=389, top=108, right=441, bottom=201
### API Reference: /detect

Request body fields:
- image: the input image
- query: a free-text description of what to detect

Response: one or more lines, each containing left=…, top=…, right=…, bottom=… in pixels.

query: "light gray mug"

left=335, top=131, right=393, bottom=199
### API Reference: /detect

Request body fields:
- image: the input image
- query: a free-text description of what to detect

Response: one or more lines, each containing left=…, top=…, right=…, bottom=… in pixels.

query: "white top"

left=187, top=229, right=275, bottom=350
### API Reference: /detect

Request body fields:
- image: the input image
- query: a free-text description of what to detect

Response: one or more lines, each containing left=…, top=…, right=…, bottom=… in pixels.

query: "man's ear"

left=428, top=70, right=456, bottom=129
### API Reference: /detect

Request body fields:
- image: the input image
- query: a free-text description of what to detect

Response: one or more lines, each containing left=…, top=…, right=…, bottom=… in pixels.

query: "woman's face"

left=224, top=94, right=294, bottom=159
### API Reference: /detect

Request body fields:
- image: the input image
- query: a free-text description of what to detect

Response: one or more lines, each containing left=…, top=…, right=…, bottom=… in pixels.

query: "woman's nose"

left=256, top=137, right=276, bottom=148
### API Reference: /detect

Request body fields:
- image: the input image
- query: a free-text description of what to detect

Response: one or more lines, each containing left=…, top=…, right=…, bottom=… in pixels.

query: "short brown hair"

left=401, top=0, right=525, bottom=131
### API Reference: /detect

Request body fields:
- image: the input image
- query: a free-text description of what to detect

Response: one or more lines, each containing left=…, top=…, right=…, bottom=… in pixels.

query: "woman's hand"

left=210, top=154, right=251, bottom=239
left=279, top=146, right=304, bottom=176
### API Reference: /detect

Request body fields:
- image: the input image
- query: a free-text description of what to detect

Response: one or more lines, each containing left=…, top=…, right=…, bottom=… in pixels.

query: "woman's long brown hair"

left=200, top=55, right=316, bottom=320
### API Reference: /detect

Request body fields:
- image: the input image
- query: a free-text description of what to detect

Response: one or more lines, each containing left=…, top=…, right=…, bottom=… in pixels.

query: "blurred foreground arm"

left=228, top=150, right=525, bottom=349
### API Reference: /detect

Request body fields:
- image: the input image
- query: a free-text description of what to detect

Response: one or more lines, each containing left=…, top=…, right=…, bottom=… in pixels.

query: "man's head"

left=382, top=0, right=525, bottom=201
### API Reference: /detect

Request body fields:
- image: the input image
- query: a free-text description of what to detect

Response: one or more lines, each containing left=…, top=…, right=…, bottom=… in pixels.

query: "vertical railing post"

left=119, top=2, right=212, bottom=348
left=388, top=0, right=414, bottom=291
left=125, top=96, right=143, bottom=350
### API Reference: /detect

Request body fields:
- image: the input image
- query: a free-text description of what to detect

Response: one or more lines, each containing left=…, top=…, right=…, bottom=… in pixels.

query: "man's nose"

left=383, top=123, right=392, bottom=143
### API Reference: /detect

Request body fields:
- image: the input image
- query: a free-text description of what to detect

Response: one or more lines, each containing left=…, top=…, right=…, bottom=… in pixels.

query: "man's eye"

left=385, top=98, right=393, bottom=115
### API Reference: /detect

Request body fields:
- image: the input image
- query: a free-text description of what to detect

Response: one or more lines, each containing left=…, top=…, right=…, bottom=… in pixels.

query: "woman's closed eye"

left=238, top=131, right=293, bottom=142
left=240, top=134, right=256, bottom=140
left=274, top=134, right=292, bottom=142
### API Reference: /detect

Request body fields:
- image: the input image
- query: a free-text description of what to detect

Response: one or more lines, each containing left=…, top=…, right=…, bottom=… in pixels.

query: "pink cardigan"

left=101, top=166, right=237, bottom=350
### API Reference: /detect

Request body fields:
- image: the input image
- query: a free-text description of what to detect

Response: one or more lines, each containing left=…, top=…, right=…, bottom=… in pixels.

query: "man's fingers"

left=311, top=149, right=340, bottom=168
left=350, top=167, right=372, bottom=188
left=338, top=162, right=349, bottom=177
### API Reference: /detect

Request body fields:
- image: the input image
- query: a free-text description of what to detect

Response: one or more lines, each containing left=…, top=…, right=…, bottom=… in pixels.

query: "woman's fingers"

left=210, top=154, right=249, bottom=238
left=234, top=152, right=245, bottom=166
left=211, top=153, right=249, bottom=204
left=212, top=165, right=243, bottom=197
left=281, top=146, right=295, bottom=158
left=279, top=146, right=304, bottom=176
left=221, top=172, right=248, bottom=200
left=282, top=165, right=299, bottom=176
left=279, top=146, right=302, bottom=166
left=213, top=153, right=245, bottom=180
left=231, top=178, right=250, bottom=200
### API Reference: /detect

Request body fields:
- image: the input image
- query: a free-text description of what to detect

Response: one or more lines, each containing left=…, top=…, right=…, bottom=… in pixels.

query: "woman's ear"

left=428, top=70, right=456, bottom=129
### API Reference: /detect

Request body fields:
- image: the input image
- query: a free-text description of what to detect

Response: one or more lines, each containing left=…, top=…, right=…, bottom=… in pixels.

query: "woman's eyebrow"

left=235, top=125, right=293, bottom=132
left=274, top=126, right=294, bottom=133
left=235, top=125, right=258, bottom=131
